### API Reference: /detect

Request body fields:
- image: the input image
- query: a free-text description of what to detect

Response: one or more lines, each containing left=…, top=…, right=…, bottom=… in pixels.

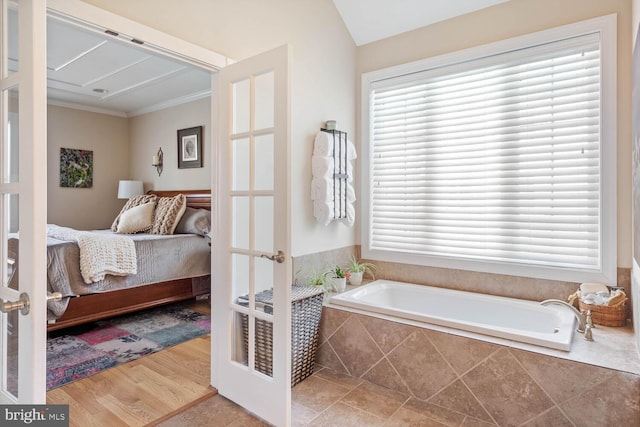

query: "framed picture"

left=178, top=126, right=203, bottom=169
left=60, top=148, right=93, bottom=188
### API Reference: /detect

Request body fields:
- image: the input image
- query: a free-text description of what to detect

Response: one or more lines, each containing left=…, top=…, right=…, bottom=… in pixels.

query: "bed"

left=40, top=189, right=213, bottom=331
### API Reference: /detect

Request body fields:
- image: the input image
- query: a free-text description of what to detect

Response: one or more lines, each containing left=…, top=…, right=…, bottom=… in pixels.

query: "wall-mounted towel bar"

left=320, top=128, right=348, bottom=219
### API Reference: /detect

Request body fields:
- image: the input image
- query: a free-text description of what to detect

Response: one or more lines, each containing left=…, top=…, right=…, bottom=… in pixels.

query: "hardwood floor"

left=46, top=299, right=216, bottom=427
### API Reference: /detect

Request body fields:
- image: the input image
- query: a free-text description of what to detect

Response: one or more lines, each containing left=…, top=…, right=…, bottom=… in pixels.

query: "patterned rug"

left=46, top=302, right=210, bottom=390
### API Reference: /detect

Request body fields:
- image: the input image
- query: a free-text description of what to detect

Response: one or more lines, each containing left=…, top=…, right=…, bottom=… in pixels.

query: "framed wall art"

left=60, top=148, right=93, bottom=188
left=178, top=126, right=203, bottom=169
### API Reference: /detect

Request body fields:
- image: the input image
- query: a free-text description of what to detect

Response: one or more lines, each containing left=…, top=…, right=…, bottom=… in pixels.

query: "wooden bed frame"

left=47, top=190, right=212, bottom=331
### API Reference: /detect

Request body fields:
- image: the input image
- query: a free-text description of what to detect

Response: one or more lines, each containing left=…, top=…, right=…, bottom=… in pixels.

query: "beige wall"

left=128, top=97, right=212, bottom=192
left=47, top=98, right=212, bottom=229
left=81, top=0, right=358, bottom=258
left=47, top=105, right=129, bottom=229
left=358, top=0, right=633, bottom=270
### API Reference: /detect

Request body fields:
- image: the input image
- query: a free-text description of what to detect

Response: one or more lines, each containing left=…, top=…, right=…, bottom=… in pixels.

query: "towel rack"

left=321, top=128, right=348, bottom=219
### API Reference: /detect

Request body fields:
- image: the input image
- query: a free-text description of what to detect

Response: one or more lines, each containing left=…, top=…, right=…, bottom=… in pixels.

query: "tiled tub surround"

left=316, top=305, right=640, bottom=426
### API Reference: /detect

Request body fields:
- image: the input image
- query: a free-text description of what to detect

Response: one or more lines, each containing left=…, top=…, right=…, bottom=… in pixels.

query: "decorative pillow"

left=115, top=202, right=156, bottom=234
left=175, top=207, right=211, bottom=236
left=151, top=194, right=187, bottom=235
left=111, top=194, right=158, bottom=232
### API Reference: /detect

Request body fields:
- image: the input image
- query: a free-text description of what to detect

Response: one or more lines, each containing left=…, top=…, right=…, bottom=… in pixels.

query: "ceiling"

left=9, top=11, right=212, bottom=118
left=46, top=18, right=212, bottom=117
left=332, top=0, right=512, bottom=46
left=11, top=2, right=511, bottom=117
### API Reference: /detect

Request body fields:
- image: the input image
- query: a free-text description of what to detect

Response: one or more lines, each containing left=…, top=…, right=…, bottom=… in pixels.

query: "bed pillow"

left=175, top=207, right=211, bottom=236
left=151, top=194, right=187, bottom=235
left=115, top=202, right=156, bottom=234
left=111, top=194, right=158, bottom=232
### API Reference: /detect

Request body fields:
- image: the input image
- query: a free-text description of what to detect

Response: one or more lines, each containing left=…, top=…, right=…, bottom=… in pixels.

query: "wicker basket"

left=238, top=285, right=324, bottom=386
left=578, top=300, right=628, bottom=327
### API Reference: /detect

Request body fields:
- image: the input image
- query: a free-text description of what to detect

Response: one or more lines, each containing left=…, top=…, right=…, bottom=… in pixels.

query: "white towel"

left=315, top=132, right=357, bottom=160
left=331, top=158, right=353, bottom=180
left=313, top=200, right=334, bottom=226
left=312, top=155, right=334, bottom=178
left=311, top=131, right=356, bottom=226
left=312, top=179, right=355, bottom=211
left=332, top=182, right=355, bottom=209
left=343, top=203, right=355, bottom=227
left=347, top=183, right=356, bottom=203
left=313, top=131, right=333, bottom=156
left=311, top=177, right=331, bottom=201
left=347, top=140, right=357, bottom=160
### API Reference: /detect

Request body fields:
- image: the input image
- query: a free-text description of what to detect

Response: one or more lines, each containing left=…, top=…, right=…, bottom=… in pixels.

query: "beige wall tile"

left=386, top=331, right=457, bottom=400
left=423, top=329, right=500, bottom=375
left=357, top=314, right=418, bottom=354
left=428, top=380, right=493, bottom=423
left=328, top=316, right=384, bottom=377
left=511, top=348, right=615, bottom=404
left=317, top=306, right=640, bottom=425
left=462, top=349, right=554, bottom=426
left=362, top=358, right=412, bottom=395
left=560, top=372, right=640, bottom=426
left=315, top=342, right=348, bottom=374
left=318, top=308, right=351, bottom=345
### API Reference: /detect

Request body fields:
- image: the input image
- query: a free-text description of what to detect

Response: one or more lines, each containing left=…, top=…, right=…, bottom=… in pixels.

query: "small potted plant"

left=331, top=265, right=350, bottom=292
left=347, top=255, right=376, bottom=286
left=306, top=267, right=330, bottom=286
left=303, top=267, right=332, bottom=300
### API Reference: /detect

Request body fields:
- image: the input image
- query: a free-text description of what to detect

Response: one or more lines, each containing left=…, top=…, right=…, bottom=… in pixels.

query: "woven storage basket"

left=578, top=300, right=628, bottom=327
left=239, top=285, right=324, bottom=386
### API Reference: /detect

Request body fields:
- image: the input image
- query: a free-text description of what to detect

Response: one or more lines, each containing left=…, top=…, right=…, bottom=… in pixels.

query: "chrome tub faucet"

left=540, top=299, right=586, bottom=334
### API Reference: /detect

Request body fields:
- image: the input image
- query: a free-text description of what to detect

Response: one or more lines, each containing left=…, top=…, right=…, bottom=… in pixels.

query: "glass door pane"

left=1, top=5, right=20, bottom=398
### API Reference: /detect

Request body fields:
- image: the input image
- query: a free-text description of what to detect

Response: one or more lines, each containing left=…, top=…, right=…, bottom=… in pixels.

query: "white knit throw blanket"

left=47, top=225, right=137, bottom=284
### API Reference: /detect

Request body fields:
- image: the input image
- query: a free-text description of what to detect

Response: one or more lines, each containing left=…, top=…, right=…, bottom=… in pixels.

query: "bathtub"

left=330, top=280, right=577, bottom=351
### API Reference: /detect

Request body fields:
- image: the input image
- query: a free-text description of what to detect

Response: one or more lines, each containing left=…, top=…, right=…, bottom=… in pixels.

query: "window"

left=361, top=15, right=616, bottom=284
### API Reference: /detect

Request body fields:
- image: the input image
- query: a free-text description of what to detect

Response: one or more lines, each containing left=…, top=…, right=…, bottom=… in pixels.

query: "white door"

left=0, top=0, right=49, bottom=403
left=213, top=45, right=292, bottom=426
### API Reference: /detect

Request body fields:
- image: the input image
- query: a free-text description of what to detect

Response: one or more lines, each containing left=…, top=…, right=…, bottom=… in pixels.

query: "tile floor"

left=159, top=364, right=492, bottom=426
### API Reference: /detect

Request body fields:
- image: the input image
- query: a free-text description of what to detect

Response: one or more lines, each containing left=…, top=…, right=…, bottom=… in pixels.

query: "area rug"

left=46, top=302, right=210, bottom=390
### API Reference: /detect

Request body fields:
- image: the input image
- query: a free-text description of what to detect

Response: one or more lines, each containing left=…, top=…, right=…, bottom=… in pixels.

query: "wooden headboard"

left=147, top=189, right=212, bottom=210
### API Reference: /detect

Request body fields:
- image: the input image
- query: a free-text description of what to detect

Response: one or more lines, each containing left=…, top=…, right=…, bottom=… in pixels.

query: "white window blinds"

left=369, top=33, right=604, bottom=272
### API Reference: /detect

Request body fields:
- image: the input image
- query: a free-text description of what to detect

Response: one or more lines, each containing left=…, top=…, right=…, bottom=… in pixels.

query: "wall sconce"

left=152, top=147, right=163, bottom=176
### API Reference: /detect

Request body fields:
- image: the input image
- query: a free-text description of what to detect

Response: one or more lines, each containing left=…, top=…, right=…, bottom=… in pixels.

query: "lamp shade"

left=117, top=180, right=144, bottom=199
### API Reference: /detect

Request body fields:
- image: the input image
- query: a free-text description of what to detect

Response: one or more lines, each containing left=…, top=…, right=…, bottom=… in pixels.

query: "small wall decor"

left=178, top=126, right=203, bottom=169
left=60, top=148, right=93, bottom=188
left=152, top=147, right=164, bottom=176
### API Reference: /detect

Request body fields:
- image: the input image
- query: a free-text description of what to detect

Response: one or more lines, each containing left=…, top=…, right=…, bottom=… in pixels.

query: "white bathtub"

left=330, top=280, right=577, bottom=351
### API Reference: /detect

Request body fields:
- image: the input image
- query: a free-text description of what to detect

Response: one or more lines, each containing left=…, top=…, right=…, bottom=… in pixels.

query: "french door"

left=0, top=0, right=49, bottom=403
left=213, top=45, right=292, bottom=426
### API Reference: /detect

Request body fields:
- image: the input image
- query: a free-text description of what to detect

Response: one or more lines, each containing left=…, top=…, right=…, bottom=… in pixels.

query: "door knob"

left=0, top=292, right=30, bottom=315
left=260, top=250, right=285, bottom=263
